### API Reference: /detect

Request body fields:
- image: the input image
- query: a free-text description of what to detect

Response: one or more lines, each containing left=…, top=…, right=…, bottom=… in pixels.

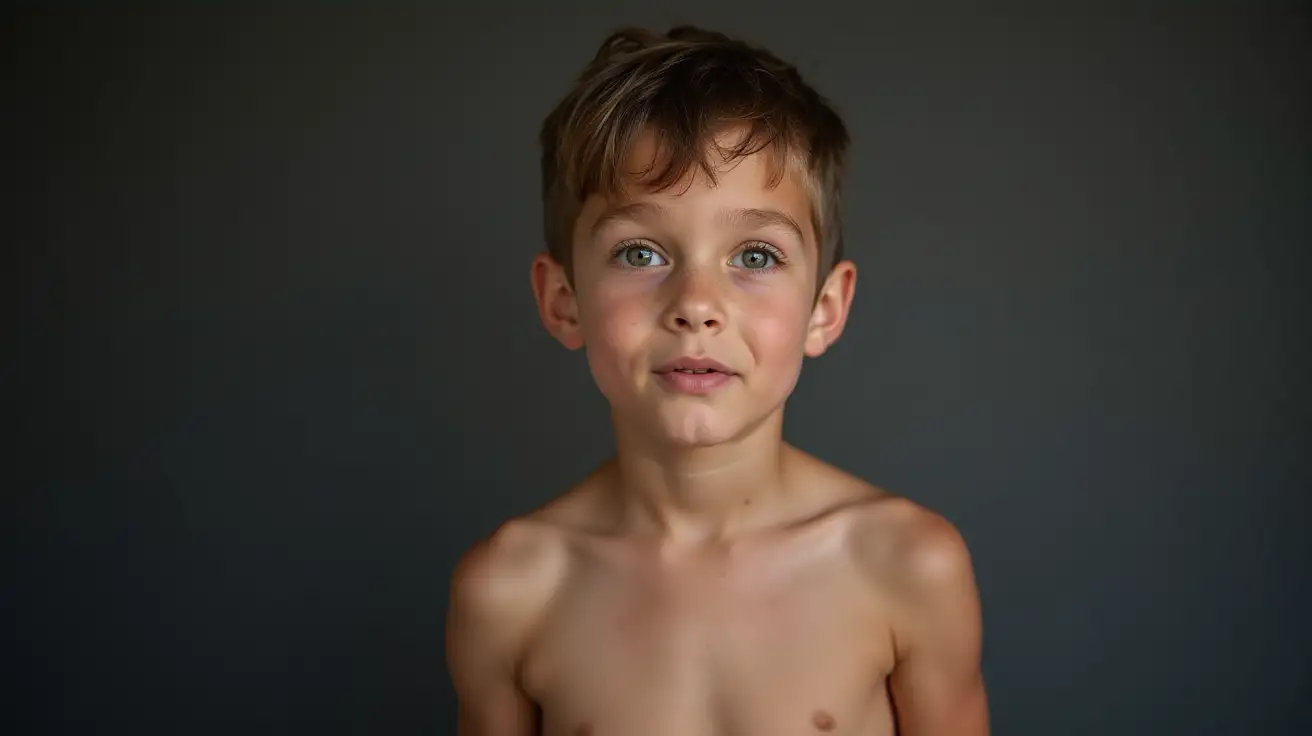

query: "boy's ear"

left=804, top=259, right=857, bottom=358
left=531, top=252, right=584, bottom=350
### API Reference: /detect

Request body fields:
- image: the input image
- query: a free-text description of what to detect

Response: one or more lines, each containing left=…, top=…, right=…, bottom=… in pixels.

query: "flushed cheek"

left=580, top=291, right=655, bottom=398
left=739, top=302, right=810, bottom=386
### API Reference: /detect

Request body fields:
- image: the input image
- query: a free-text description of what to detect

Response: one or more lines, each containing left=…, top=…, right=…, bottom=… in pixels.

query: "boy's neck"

left=607, top=410, right=797, bottom=545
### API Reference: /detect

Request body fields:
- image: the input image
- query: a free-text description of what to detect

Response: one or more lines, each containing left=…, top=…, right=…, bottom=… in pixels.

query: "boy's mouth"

left=652, top=357, right=736, bottom=395
left=653, top=357, right=735, bottom=375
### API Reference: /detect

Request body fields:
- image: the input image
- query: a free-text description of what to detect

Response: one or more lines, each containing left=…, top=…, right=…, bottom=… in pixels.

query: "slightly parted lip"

left=653, top=356, right=736, bottom=375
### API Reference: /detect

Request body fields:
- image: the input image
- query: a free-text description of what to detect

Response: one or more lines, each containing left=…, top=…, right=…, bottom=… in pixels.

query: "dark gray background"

left=9, top=2, right=1309, bottom=734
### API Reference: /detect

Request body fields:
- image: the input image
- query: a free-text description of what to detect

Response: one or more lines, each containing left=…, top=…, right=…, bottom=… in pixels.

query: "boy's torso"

left=506, top=456, right=913, bottom=736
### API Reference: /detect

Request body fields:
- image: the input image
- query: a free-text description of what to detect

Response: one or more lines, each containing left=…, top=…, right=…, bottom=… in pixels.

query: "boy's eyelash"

left=607, top=241, right=788, bottom=259
left=609, top=239, right=657, bottom=259
left=606, top=240, right=788, bottom=270
left=739, top=241, right=788, bottom=264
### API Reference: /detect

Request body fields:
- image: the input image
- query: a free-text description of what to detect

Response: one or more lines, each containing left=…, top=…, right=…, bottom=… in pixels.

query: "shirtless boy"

left=447, top=26, right=988, bottom=736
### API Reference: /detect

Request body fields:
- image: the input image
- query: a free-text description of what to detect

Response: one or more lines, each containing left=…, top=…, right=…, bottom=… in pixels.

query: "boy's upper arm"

left=446, top=523, right=560, bottom=736
left=878, top=507, right=989, bottom=736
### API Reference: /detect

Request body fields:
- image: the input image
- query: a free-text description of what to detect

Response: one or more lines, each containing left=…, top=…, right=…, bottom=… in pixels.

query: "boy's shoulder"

left=447, top=455, right=975, bottom=628
left=789, top=451, right=977, bottom=610
left=445, top=475, right=606, bottom=633
left=847, top=489, right=975, bottom=598
left=447, top=509, right=572, bottom=621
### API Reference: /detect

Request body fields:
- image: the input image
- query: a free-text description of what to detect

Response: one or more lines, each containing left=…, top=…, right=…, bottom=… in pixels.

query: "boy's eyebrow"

left=590, top=202, right=807, bottom=245
left=589, top=201, right=668, bottom=238
left=716, top=207, right=807, bottom=244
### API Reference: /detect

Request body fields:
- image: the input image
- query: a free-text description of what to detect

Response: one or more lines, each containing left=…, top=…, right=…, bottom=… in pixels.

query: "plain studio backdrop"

left=7, top=2, right=1308, bottom=734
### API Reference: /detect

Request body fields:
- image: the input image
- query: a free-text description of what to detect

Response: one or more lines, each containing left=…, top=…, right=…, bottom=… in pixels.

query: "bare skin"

left=448, top=444, right=987, bottom=736
left=447, top=128, right=987, bottom=734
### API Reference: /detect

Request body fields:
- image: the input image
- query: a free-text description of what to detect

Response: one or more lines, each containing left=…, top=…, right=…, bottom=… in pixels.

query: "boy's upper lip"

left=653, top=356, right=735, bottom=375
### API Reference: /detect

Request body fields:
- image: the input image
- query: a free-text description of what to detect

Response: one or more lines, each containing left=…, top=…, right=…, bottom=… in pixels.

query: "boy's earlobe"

left=531, top=252, right=585, bottom=350
left=804, top=260, right=857, bottom=358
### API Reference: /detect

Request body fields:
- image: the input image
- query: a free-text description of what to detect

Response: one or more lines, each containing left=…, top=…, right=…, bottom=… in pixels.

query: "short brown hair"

left=539, top=25, right=850, bottom=281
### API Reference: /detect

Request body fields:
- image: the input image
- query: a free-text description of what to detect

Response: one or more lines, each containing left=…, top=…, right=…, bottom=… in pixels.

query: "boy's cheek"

left=580, top=287, right=653, bottom=343
left=579, top=303, right=652, bottom=386
left=582, top=331, right=651, bottom=407
left=739, top=299, right=812, bottom=351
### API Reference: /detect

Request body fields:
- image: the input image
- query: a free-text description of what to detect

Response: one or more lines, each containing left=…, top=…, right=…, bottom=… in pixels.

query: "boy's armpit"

left=446, top=521, right=566, bottom=736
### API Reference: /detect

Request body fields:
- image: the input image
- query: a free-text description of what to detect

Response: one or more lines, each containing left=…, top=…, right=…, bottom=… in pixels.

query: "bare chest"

left=521, top=549, right=896, bottom=736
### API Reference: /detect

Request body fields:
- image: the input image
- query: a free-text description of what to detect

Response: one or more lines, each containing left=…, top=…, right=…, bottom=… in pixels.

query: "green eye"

left=733, top=248, right=775, bottom=269
left=621, top=246, right=666, bottom=267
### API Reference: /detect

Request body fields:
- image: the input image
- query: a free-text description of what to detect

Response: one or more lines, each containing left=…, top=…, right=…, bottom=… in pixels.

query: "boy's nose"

left=666, top=311, right=722, bottom=333
left=662, top=273, right=725, bottom=334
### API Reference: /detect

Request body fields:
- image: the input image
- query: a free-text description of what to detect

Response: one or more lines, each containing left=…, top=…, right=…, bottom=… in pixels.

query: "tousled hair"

left=539, top=26, right=850, bottom=281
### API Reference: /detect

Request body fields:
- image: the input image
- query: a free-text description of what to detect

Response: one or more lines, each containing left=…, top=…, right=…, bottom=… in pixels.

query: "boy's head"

left=532, top=26, right=858, bottom=447
left=539, top=25, right=849, bottom=283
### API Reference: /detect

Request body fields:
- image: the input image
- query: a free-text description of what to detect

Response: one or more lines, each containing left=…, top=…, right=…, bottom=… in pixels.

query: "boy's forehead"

left=617, top=127, right=793, bottom=187
left=581, top=128, right=815, bottom=230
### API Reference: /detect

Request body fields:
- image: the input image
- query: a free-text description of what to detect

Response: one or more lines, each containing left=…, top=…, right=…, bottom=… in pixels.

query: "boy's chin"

left=627, top=405, right=757, bottom=449
left=657, top=425, right=740, bottom=449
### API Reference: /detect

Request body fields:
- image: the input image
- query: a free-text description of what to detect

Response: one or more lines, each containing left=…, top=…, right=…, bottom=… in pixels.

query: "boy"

left=447, top=25, right=988, bottom=736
